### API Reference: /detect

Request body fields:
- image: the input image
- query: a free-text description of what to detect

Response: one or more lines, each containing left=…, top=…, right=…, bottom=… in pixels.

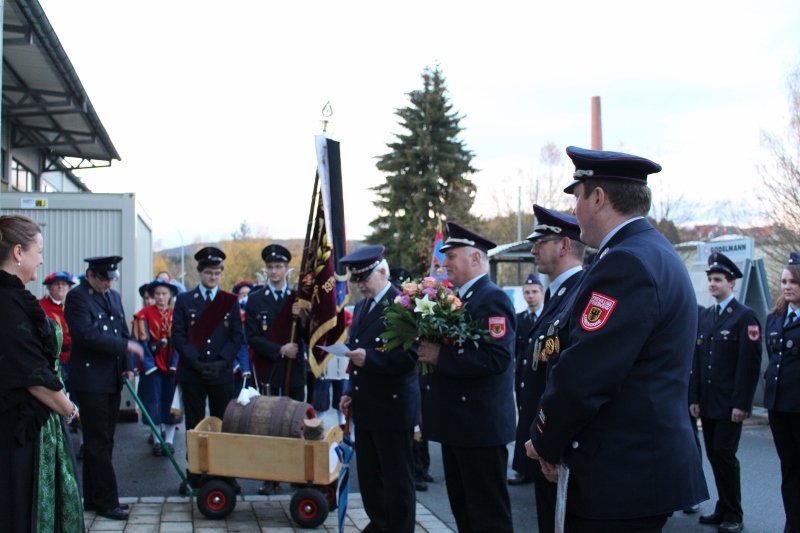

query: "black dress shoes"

left=683, top=504, right=700, bottom=514
left=718, top=522, right=743, bottom=533
left=421, top=472, right=434, bottom=483
left=699, top=512, right=724, bottom=525
left=96, top=507, right=129, bottom=520
left=415, top=478, right=428, bottom=491
left=84, top=502, right=129, bottom=512
left=507, top=473, right=534, bottom=486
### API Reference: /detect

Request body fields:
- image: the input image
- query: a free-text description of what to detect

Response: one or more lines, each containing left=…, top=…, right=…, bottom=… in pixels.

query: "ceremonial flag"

left=297, top=136, right=349, bottom=377
left=429, top=225, right=447, bottom=280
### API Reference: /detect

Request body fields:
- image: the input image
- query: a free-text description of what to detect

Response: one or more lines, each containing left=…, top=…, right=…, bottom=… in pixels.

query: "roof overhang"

left=2, top=0, right=120, bottom=168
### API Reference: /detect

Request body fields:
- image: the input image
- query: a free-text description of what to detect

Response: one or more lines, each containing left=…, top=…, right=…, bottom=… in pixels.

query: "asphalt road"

left=80, top=409, right=787, bottom=532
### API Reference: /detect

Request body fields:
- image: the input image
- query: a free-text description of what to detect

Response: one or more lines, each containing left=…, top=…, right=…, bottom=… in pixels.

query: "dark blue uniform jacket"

left=421, top=274, right=516, bottom=447
left=690, top=299, right=762, bottom=419
left=532, top=218, right=708, bottom=519
left=344, top=285, right=419, bottom=431
left=764, top=311, right=800, bottom=412
left=513, top=270, right=582, bottom=477
left=65, top=278, right=132, bottom=393
left=244, top=286, right=307, bottom=390
left=172, top=286, right=243, bottom=386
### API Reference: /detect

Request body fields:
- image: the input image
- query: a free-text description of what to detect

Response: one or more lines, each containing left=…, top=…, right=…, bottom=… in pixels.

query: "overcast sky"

left=37, top=0, right=800, bottom=250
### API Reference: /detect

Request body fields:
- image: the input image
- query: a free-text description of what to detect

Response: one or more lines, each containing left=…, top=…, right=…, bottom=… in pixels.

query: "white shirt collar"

left=457, top=273, right=486, bottom=297
left=598, top=217, right=644, bottom=252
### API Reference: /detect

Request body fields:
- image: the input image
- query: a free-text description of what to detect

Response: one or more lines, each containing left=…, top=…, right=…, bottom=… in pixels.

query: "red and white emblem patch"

left=580, top=292, right=618, bottom=332
left=747, top=324, right=760, bottom=342
left=488, top=317, right=507, bottom=339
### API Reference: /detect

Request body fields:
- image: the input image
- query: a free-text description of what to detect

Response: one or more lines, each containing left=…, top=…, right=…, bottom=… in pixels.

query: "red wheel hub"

left=207, top=490, right=227, bottom=511
left=298, top=499, right=318, bottom=519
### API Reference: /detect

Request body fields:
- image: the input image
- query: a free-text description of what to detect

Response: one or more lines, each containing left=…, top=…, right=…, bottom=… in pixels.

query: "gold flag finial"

left=321, top=101, right=333, bottom=132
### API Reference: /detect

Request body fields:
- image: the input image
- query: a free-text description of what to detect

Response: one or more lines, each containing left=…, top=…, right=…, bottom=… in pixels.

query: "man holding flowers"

left=338, top=245, right=419, bottom=533
left=416, top=222, right=516, bottom=533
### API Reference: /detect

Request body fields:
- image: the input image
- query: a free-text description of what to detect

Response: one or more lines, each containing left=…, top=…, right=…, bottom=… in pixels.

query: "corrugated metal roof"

left=2, top=0, right=120, bottom=165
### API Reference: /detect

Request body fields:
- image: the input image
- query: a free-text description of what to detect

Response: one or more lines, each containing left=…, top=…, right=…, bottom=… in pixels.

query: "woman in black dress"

left=0, top=214, right=83, bottom=532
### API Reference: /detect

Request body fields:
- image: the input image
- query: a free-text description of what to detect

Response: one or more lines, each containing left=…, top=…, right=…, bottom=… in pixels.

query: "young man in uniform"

left=172, top=247, right=242, bottom=493
left=510, top=272, right=544, bottom=486
left=65, top=256, right=144, bottom=521
left=527, top=147, right=708, bottom=532
left=417, top=222, right=516, bottom=533
left=512, top=205, right=585, bottom=532
left=245, top=244, right=306, bottom=402
left=339, top=246, right=419, bottom=533
left=690, top=252, right=762, bottom=533
left=245, top=244, right=307, bottom=495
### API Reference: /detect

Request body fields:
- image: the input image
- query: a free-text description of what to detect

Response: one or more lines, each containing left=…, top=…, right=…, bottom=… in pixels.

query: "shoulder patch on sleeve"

left=747, top=324, right=760, bottom=342
left=536, top=406, right=547, bottom=435
left=488, top=316, right=507, bottom=338
left=580, top=292, right=618, bottom=331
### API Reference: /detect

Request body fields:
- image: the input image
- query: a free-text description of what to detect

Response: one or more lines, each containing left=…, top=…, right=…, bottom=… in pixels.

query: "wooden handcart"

left=187, top=416, right=343, bottom=528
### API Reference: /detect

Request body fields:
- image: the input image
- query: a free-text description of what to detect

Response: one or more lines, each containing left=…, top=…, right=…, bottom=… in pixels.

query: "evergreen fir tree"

left=366, top=65, right=477, bottom=276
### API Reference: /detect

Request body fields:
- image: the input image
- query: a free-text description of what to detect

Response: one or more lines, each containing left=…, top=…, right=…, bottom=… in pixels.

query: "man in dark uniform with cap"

left=172, top=247, right=242, bottom=491
left=339, top=245, right=419, bottom=533
left=690, top=252, right=761, bottom=533
left=508, top=272, right=543, bottom=486
left=527, top=147, right=708, bottom=532
left=245, top=244, right=307, bottom=402
left=511, top=205, right=585, bottom=532
left=65, top=256, right=144, bottom=520
left=245, top=244, right=308, bottom=495
left=417, top=222, right=516, bottom=533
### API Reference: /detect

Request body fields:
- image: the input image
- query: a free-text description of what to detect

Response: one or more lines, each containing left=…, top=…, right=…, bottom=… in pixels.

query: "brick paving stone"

left=87, top=518, right=127, bottom=531
left=130, top=504, right=163, bottom=516
left=162, top=503, right=192, bottom=512
left=160, top=511, right=192, bottom=522
left=128, top=514, right=160, bottom=524
left=122, top=525, right=159, bottom=533
left=158, top=522, right=193, bottom=532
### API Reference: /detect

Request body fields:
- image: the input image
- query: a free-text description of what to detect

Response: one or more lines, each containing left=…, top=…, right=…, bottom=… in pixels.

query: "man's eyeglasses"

left=531, top=237, right=564, bottom=249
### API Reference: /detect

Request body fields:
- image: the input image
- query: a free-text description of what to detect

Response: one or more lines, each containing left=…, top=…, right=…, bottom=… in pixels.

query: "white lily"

left=414, top=295, right=438, bottom=316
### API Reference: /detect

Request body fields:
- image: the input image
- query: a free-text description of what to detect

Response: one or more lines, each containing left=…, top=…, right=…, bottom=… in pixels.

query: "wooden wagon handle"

left=344, top=406, right=351, bottom=436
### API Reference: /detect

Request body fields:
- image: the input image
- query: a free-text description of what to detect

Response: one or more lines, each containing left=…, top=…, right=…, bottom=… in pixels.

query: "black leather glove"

left=188, top=358, right=205, bottom=373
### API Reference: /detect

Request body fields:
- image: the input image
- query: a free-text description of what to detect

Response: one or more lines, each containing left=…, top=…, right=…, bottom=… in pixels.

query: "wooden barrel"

left=222, top=396, right=316, bottom=438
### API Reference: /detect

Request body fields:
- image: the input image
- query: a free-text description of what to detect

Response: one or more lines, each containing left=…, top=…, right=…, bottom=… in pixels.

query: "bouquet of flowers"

left=382, top=277, right=488, bottom=374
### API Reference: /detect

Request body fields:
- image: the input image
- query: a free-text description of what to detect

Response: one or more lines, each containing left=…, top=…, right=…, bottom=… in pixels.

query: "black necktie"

left=713, top=304, right=720, bottom=323
left=103, top=291, right=112, bottom=310
left=276, top=290, right=283, bottom=303
left=786, top=311, right=797, bottom=327
left=360, top=299, right=374, bottom=324
left=544, top=288, right=551, bottom=305
left=205, top=289, right=212, bottom=303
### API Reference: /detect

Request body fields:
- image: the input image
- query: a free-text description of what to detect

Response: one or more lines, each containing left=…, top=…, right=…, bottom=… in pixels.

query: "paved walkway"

left=83, top=493, right=453, bottom=532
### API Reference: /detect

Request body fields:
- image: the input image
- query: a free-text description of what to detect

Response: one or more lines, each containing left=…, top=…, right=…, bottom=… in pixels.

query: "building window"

left=10, top=159, right=37, bottom=192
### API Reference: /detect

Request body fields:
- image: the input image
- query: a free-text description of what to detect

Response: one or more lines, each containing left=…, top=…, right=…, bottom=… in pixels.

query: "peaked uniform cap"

left=85, top=255, right=123, bottom=279
left=439, top=222, right=497, bottom=253
left=527, top=204, right=582, bottom=242
left=787, top=253, right=800, bottom=265
left=706, top=252, right=743, bottom=279
left=563, top=146, right=662, bottom=194
left=340, top=245, right=386, bottom=282
left=261, top=244, right=291, bottom=263
left=524, top=273, right=543, bottom=286
left=195, top=247, right=226, bottom=269
left=389, top=267, right=413, bottom=289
